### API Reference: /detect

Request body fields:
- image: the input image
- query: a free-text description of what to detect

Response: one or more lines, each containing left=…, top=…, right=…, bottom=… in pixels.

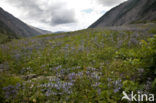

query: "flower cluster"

left=3, top=83, right=21, bottom=99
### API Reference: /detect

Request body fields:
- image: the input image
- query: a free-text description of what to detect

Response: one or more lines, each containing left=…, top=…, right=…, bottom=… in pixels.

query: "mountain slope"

left=30, top=26, right=52, bottom=34
left=89, top=0, right=156, bottom=28
left=0, top=7, right=50, bottom=38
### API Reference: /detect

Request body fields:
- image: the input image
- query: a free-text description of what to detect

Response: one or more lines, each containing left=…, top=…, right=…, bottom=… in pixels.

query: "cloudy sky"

left=0, top=0, right=127, bottom=32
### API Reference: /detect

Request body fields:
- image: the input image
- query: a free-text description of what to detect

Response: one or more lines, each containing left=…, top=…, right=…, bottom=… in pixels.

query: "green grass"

left=0, top=34, right=15, bottom=44
left=0, top=24, right=156, bottom=102
left=149, top=26, right=156, bottom=34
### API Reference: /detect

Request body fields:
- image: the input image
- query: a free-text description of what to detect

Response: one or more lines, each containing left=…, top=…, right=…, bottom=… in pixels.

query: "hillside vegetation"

left=0, top=23, right=156, bottom=102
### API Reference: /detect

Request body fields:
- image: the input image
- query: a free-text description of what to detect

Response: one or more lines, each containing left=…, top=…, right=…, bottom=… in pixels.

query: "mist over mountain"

left=89, top=0, right=156, bottom=28
left=0, top=7, right=51, bottom=38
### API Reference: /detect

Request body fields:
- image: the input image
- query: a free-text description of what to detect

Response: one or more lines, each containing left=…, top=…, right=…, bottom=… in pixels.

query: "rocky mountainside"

left=0, top=7, right=51, bottom=38
left=89, top=0, right=156, bottom=28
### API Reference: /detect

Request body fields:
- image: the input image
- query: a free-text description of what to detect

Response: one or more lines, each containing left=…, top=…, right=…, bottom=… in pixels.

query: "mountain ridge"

left=0, top=7, right=51, bottom=38
left=89, top=0, right=156, bottom=28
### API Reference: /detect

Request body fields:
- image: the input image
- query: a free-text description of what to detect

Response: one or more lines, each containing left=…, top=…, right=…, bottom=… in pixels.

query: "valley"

left=0, top=0, right=156, bottom=102
left=0, top=23, right=156, bottom=102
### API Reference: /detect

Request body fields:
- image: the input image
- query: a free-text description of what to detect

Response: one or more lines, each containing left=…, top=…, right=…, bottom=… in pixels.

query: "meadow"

left=0, top=23, right=156, bottom=103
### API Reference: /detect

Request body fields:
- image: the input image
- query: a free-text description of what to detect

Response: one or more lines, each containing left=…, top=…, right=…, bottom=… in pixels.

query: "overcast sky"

left=0, top=0, right=127, bottom=32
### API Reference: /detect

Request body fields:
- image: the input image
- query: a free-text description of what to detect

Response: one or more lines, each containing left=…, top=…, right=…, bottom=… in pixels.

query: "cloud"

left=6, top=0, right=76, bottom=26
left=97, top=0, right=127, bottom=6
left=0, top=0, right=127, bottom=32
left=48, top=7, right=76, bottom=26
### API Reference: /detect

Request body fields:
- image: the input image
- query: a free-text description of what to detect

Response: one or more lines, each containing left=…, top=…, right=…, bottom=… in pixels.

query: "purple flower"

left=113, top=87, right=121, bottom=93
left=3, top=83, right=21, bottom=99
left=68, top=72, right=76, bottom=80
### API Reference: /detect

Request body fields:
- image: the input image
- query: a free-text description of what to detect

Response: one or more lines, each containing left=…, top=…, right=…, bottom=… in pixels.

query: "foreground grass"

left=0, top=24, right=156, bottom=102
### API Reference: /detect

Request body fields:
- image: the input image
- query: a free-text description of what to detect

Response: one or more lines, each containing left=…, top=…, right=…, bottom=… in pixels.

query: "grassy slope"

left=0, top=23, right=156, bottom=102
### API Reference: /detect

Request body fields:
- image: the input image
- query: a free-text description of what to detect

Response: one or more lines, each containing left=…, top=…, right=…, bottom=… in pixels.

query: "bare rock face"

left=0, top=7, right=51, bottom=37
left=89, top=0, right=156, bottom=28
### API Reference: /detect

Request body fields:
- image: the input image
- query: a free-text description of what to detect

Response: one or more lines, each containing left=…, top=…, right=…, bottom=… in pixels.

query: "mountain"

left=30, top=26, right=52, bottom=34
left=89, top=0, right=156, bottom=28
left=0, top=7, right=50, bottom=38
left=54, top=31, right=66, bottom=34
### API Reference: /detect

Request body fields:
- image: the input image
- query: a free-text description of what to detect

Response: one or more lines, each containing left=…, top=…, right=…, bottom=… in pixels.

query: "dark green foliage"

left=149, top=27, right=156, bottom=34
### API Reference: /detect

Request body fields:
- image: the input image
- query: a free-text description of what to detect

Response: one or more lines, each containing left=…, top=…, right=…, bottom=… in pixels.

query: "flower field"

left=0, top=23, right=156, bottom=103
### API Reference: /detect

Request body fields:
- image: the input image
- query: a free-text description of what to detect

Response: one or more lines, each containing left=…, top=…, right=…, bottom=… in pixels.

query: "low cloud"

left=97, top=0, right=127, bottom=6
left=6, top=0, right=76, bottom=26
